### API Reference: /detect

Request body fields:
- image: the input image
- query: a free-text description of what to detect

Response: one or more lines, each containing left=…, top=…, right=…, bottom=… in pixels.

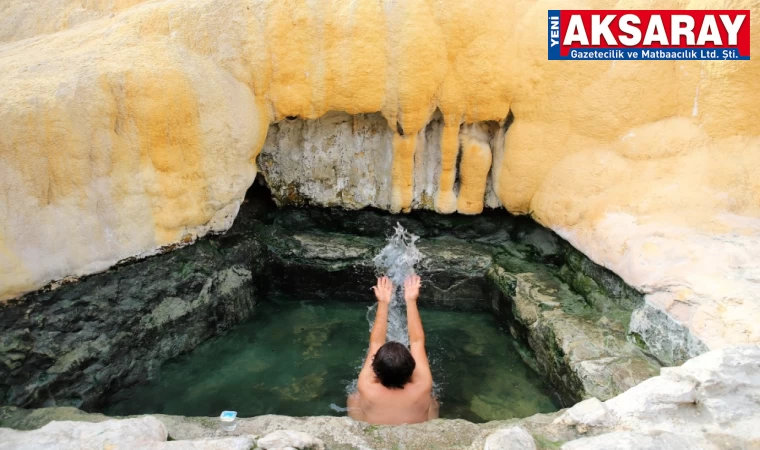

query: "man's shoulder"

left=357, top=379, right=380, bottom=396
left=356, top=381, right=387, bottom=406
left=410, top=374, right=433, bottom=393
left=358, top=379, right=430, bottom=398
left=410, top=380, right=433, bottom=397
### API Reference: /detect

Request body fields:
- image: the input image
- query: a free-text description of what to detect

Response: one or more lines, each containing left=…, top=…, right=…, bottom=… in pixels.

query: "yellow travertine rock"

left=0, top=0, right=758, bottom=355
left=0, top=0, right=151, bottom=43
left=435, top=124, right=461, bottom=214
left=391, top=134, right=418, bottom=213
left=457, top=124, right=493, bottom=215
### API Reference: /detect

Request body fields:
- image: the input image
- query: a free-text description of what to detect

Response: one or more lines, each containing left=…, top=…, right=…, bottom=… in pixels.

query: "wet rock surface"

left=489, top=265, right=660, bottom=405
left=259, top=224, right=495, bottom=309
left=0, top=234, right=265, bottom=410
left=629, top=301, right=710, bottom=366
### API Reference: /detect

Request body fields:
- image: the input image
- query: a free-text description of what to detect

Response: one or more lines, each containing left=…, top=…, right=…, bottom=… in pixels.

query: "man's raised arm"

left=358, top=276, right=393, bottom=384
left=405, top=275, right=432, bottom=387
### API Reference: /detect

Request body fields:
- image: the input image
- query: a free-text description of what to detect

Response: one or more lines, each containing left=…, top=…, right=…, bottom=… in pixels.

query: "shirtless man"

left=347, top=274, right=439, bottom=424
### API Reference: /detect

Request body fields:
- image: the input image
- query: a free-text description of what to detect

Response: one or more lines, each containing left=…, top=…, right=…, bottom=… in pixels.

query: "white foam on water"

left=329, top=403, right=349, bottom=412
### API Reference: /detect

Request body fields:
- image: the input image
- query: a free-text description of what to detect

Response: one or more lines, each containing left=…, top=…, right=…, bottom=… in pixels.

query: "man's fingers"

left=375, top=275, right=396, bottom=295
left=404, top=274, right=419, bottom=289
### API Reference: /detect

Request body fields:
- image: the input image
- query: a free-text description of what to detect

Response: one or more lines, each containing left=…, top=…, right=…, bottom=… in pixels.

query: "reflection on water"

left=101, top=296, right=559, bottom=423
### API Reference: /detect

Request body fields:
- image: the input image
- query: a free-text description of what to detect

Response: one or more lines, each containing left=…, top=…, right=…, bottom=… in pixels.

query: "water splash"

left=368, top=223, right=423, bottom=346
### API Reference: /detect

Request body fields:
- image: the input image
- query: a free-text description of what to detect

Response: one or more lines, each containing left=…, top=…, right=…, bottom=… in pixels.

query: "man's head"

left=372, top=341, right=416, bottom=389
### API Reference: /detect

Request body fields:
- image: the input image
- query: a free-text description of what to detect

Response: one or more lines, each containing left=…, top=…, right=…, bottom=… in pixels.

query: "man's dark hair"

left=372, top=341, right=416, bottom=389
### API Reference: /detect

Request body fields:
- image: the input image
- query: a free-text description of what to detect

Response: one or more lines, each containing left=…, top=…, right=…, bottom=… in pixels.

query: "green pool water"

left=102, top=297, right=559, bottom=422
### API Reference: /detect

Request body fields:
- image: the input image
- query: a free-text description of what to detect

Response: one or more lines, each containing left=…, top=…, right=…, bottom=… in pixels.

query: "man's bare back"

left=347, top=275, right=439, bottom=425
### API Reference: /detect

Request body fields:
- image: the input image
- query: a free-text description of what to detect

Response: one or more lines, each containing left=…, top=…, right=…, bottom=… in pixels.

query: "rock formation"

left=0, top=0, right=759, bottom=369
left=1, top=203, right=653, bottom=410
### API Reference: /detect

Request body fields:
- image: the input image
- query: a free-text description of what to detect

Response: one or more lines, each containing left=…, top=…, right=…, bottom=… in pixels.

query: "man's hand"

left=404, top=273, right=431, bottom=391
left=362, top=276, right=393, bottom=387
left=373, top=276, right=393, bottom=304
left=404, top=274, right=421, bottom=304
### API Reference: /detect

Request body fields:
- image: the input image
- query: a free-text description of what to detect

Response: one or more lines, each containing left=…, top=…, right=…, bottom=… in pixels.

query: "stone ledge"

left=488, top=265, right=660, bottom=405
